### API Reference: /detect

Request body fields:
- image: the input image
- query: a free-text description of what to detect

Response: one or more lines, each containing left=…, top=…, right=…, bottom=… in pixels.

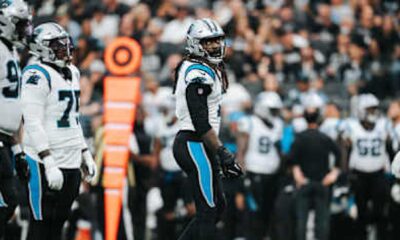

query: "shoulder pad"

left=184, top=62, right=216, bottom=85
left=22, top=64, right=51, bottom=89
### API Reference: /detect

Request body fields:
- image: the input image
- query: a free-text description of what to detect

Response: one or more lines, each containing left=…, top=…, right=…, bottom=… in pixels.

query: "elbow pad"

left=186, top=83, right=212, bottom=136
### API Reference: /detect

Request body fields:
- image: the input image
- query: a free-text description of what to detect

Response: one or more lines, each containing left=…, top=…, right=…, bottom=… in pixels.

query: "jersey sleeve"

left=338, top=119, right=352, bottom=140
left=186, top=82, right=212, bottom=135
left=237, top=116, right=252, bottom=134
left=0, top=48, right=7, bottom=82
left=184, top=63, right=216, bottom=86
left=20, top=67, right=51, bottom=153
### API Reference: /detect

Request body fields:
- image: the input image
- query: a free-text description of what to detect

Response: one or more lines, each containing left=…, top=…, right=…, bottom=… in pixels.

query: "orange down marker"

left=103, top=37, right=142, bottom=240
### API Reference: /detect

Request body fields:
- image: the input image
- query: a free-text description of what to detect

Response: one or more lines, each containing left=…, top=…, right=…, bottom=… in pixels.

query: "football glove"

left=43, top=155, right=64, bottom=190
left=216, top=146, right=243, bottom=178
left=81, top=149, right=97, bottom=184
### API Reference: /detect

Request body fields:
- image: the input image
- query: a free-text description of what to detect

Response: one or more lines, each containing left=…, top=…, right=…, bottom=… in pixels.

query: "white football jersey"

left=156, top=118, right=181, bottom=172
left=237, top=115, right=283, bottom=174
left=320, top=118, right=342, bottom=140
left=0, top=40, right=22, bottom=135
left=175, top=60, right=223, bottom=135
left=292, top=117, right=307, bottom=133
left=392, top=122, right=400, bottom=152
left=21, top=62, right=85, bottom=168
left=342, top=118, right=390, bottom=172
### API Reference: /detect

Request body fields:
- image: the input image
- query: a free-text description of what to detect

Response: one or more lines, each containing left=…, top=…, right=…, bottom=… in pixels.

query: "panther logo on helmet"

left=29, top=22, right=74, bottom=68
left=186, top=18, right=225, bottom=65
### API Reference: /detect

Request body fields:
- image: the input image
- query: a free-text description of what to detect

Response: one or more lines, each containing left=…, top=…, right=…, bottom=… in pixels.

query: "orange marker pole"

left=103, top=37, right=142, bottom=240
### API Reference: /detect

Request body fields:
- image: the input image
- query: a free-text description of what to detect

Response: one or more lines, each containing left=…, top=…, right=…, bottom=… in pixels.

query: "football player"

left=388, top=100, right=400, bottom=178
left=155, top=91, right=194, bottom=239
left=339, top=93, right=393, bottom=240
left=319, top=102, right=342, bottom=141
left=20, top=23, right=96, bottom=240
left=236, top=91, right=283, bottom=239
left=0, top=0, right=31, bottom=237
left=172, top=18, right=242, bottom=240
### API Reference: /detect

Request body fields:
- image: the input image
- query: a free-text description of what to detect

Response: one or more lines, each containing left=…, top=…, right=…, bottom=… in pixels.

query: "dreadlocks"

left=172, top=54, right=229, bottom=94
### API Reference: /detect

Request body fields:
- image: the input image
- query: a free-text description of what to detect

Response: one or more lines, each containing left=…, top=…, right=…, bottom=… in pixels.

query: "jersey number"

left=258, top=136, right=272, bottom=153
left=2, top=61, right=19, bottom=99
left=356, top=138, right=382, bottom=156
left=57, top=90, right=80, bottom=128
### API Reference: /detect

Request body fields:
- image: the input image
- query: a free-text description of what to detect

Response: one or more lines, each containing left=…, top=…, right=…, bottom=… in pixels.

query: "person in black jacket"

left=289, top=106, right=341, bottom=240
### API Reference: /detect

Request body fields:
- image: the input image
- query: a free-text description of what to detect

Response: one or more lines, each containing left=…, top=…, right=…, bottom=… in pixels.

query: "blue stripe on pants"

left=26, top=155, right=43, bottom=220
left=0, top=192, right=7, bottom=207
left=187, top=141, right=215, bottom=207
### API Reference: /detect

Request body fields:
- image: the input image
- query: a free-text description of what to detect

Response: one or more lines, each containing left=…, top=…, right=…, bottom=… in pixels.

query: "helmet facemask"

left=45, top=36, right=74, bottom=67
left=186, top=18, right=226, bottom=65
left=199, top=36, right=226, bottom=64
left=13, top=17, right=32, bottom=46
left=364, top=106, right=379, bottom=124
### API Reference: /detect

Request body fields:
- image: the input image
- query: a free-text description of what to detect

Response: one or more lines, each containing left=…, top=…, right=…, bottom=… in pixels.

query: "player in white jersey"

left=20, top=23, right=96, bottom=240
left=0, top=0, right=31, bottom=237
left=319, top=102, right=342, bottom=141
left=172, top=18, right=242, bottom=240
left=339, top=93, right=393, bottom=240
left=155, top=92, right=194, bottom=239
left=236, top=91, right=283, bottom=239
left=388, top=100, right=400, bottom=178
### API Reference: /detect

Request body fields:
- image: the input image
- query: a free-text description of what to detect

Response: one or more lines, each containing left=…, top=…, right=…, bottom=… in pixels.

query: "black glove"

left=15, top=152, right=30, bottom=182
left=217, top=146, right=243, bottom=178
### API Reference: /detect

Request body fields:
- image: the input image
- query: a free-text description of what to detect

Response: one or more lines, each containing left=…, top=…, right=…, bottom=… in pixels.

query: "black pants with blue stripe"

left=0, top=134, right=18, bottom=239
left=173, top=131, right=226, bottom=240
left=25, top=155, right=81, bottom=240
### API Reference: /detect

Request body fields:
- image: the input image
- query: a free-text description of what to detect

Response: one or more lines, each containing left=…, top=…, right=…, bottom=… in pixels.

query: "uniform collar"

left=41, top=61, right=72, bottom=81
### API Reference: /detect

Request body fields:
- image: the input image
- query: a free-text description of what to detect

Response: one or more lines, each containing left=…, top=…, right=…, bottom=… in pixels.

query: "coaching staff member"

left=289, top=106, right=341, bottom=240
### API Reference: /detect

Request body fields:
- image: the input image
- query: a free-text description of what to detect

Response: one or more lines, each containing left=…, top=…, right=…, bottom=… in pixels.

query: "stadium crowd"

left=3, top=0, right=400, bottom=239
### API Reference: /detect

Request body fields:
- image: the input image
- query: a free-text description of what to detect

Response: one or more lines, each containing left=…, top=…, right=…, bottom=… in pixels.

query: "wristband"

left=42, top=155, right=56, bottom=169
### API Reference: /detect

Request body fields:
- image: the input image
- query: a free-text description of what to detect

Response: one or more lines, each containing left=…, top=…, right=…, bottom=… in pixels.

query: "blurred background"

left=5, top=0, right=400, bottom=240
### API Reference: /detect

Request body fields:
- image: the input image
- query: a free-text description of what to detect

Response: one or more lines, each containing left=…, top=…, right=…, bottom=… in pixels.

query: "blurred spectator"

left=158, top=53, right=182, bottom=86
left=221, top=79, right=251, bottom=117
left=89, top=59, right=106, bottom=96
left=90, top=4, right=119, bottom=44
left=79, top=73, right=102, bottom=138
left=55, top=4, right=81, bottom=41
left=140, top=31, right=164, bottom=78
left=102, top=0, right=130, bottom=17
left=330, top=0, right=354, bottom=25
left=159, top=4, right=193, bottom=44
left=310, top=4, right=339, bottom=56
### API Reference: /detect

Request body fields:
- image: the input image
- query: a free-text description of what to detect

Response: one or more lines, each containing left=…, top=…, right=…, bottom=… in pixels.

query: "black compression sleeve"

left=186, top=83, right=213, bottom=136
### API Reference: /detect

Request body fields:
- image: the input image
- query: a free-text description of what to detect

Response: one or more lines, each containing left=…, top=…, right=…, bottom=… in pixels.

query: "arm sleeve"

left=186, top=82, right=212, bottom=136
left=288, top=136, right=301, bottom=166
left=20, top=71, right=51, bottom=153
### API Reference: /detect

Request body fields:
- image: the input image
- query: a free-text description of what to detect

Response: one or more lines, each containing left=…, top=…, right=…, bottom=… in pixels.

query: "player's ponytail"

left=217, top=62, right=229, bottom=93
left=172, top=58, right=186, bottom=94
